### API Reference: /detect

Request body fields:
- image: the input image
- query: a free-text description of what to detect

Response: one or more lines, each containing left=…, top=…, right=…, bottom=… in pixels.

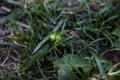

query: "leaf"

left=81, top=66, right=93, bottom=80
left=0, top=10, right=22, bottom=25
left=112, top=28, right=120, bottom=37
left=38, top=0, right=48, bottom=12
left=106, top=15, right=119, bottom=22
left=91, top=53, right=105, bottom=75
left=5, top=0, right=21, bottom=5
left=0, top=42, right=13, bottom=45
left=98, top=4, right=110, bottom=15
left=112, top=28, right=120, bottom=48
left=14, top=21, right=31, bottom=30
left=58, top=69, right=78, bottom=80
left=114, top=38, right=120, bottom=48
left=53, top=54, right=92, bottom=73
left=102, top=31, right=114, bottom=47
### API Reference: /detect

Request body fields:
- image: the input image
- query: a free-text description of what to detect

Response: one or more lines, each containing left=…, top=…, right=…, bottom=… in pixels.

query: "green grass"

left=0, top=0, right=120, bottom=80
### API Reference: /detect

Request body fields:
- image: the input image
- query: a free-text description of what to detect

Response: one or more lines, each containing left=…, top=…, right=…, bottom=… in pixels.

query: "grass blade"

left=92, top=53, right=105, bottom=75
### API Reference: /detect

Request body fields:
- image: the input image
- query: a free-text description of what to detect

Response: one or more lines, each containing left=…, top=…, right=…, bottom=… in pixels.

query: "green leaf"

left=112, top=28, right=120, bottom=37
left=81, top=66, right=93, bottom=80
left=0, top=42, right=13, bottom=45
left=114, top=38, right=120, bottom=48
left=58, top=69, right=78, bottom=80
left=14, top=21, right=31, bottom=30
left=92, top=53, right=105, bottom=75
left=38, top=0, right=48, bottom=12
left=5, top=0, right=21, bottom=5
left=53, top=54, right=92, bottom=73
left=112, top=28, right=120, bottom=48
left=0, top=10, right=22, bottom=25
left=106, top=15, right=119, bottom=22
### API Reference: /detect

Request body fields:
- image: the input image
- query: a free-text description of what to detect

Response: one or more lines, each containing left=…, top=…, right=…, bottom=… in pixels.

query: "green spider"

left=50, top=32, right=62, bottom=44
left=50, top=30, right=69, bottom=45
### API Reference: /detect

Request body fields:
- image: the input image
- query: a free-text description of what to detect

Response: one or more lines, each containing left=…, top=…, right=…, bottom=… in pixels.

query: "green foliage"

left=53, top=54, right=94, bottom=79
left=53, top=54, right=93, bottom=73
left=0, top=0, right=120, bottom=80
